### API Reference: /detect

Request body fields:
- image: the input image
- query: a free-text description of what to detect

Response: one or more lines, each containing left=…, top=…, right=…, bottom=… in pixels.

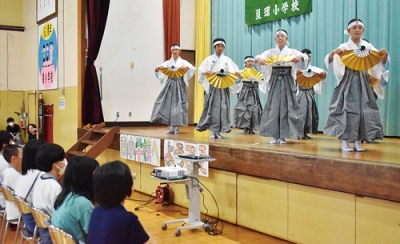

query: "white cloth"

left=3, top=166, right=21, bottom=220
left=155, top=57, right=196, bottom=88
left=15, top=169, right=42, bottom=203
left=255, top=45, right=308, bottom=92
left=324, top=38, right=390, bottom=99
left=32, top=172, right=61, bottom=215
left=197, top=53, right=239, bottom=94
left=0, top=154, right=8, bottom=207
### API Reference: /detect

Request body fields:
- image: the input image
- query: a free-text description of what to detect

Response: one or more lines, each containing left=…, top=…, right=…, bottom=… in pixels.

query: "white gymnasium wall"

left=180, top=0, right=195, bottom=50
left=97, top=0, right=195, bottom=122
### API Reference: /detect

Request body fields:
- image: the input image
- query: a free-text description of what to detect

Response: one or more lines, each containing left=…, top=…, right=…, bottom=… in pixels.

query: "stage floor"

left=117, top=125, right=399, bottom=166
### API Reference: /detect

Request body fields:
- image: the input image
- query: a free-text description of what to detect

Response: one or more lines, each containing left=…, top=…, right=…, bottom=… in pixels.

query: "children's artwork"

left=135, top=137, right=144, bottom=162
left=119, top=134, right=128, bottom=159
left=174, top=141, right=185, bottom=168
left=181, top=142, right=197, bottom=172
left=127, top=135, right=136, bottom=160
left=197, top=144, right=210, bottom=177
left=142, top=137, right=152, bottom=163
left=150, top=138, right=161, bottom=166
left=164, top=140, right=175, bottom=167
left=122, top=137, right=209, bottom=177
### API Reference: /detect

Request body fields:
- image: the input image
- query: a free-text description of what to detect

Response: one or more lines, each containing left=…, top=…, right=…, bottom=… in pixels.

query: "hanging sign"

left=245, top=0, right=312, bottom=26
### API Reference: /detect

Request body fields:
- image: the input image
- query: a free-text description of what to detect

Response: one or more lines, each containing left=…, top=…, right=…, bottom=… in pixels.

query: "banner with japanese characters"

left=245, top=0, right=312, bottom=26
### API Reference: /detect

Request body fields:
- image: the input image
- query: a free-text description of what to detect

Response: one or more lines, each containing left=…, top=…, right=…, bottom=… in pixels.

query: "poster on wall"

left=38, top=17, right=58, bottom=91
left=37, top=0, right=58, bottom=24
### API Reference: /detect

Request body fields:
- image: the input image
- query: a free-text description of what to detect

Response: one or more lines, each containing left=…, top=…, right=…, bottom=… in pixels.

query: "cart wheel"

left=162, top=224, right=167, bottom=230
left=175, top=230, right=181, bottom=236
left=204, top=226, right=210, bottom=232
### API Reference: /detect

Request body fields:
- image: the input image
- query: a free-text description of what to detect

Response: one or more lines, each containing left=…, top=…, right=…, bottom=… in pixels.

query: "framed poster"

left=37, top=0, right=58, bottom=24
left=38, top=18, right=58, bottom=90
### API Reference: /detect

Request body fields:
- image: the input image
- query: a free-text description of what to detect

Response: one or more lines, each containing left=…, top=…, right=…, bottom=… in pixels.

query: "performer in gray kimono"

left=233, top=56, right=265, bottom=134
left=324, top=19, right=389, bottom=152
left=296, top=49, right=326, bottom=139
left=150, top=44, right=196, bottom=134
left=196, top=38, right=240, bottom=139
left=255, top=29, right=308, bottom=144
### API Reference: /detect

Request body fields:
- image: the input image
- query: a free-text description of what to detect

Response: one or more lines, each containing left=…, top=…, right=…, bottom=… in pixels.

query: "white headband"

left=344, top=21, right=364, bottom=35
left=171, top=45, right=181, bottom=50
left=275, top=31, right=288, bottom=37
left=244, top=57, right=254, bottom=62
left=213, top=40, right=225, bottom=47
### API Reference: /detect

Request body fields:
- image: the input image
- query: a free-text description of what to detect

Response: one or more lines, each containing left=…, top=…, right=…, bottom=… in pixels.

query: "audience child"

left=88, top=161, right=153, bottom=244
left=52, top=156, right=99, bottom=243
left=32, top=143, right=66, bottom=244
left=3, top=144, right=23, bottom=222
left=6, top=117, right=22, bottom=145
left=15, top=139, right=46, bottom=234
left=0, top=130, right=14, bottom=209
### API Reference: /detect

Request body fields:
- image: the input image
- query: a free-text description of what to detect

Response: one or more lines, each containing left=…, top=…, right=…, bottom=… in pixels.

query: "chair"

left=1, top=185, right=21, bottom=244
left=46, top=221, right=79, bottom=244
left=13, top=195, right=37, bottom=244
left=0, top=186, right=6, bottom=237
left=30, top=206, right=50, bottom=244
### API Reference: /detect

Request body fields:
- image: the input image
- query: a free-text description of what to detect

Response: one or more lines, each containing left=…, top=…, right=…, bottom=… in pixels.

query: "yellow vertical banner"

left=194, top=1, right=211, bottom=122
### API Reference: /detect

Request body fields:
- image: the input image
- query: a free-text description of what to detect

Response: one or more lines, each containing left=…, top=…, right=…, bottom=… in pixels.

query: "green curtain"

left=212, top=0, right=399, bottom=136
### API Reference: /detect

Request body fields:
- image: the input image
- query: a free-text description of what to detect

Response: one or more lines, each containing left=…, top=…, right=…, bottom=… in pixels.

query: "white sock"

left=354, top=140, right=365, bottom=151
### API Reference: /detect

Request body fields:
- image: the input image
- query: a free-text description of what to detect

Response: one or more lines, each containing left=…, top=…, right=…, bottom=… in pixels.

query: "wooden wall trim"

left=0, top=25, right=24, bottom=32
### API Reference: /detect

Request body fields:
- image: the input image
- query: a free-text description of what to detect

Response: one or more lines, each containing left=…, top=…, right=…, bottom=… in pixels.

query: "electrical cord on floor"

left=131, top=192, right=156, bottom=211
left=189, top=176, right=223, bottom=236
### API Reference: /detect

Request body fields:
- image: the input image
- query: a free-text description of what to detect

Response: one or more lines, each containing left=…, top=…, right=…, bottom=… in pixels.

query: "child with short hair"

left=233, top=55, right=264, bottom=134
left=88, top=161, right=153, bottom=244
left=32, top=143, right=66, bottom=244
left=296, top=48, right=326, bottom=139
left=324, top=18, right=389, bottom=152
left=196, top=38, right=240, bottom=139
left=0, top=130, right=14, bottom=209
left=255, top=29, right=308, bottom=144
left=3, top=144, right=23, bottom=221
left=6, top=117, right=22, bottom=145
left=151, top=44, right=196, bottom=134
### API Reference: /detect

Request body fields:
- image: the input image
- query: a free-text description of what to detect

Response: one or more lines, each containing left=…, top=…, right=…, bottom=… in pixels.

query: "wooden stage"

left=81, top=125, right=400, bottom=203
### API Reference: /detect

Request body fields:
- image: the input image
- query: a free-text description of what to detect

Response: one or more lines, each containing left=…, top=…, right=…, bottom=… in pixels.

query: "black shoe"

left=21, top=227, right=33, bottom=238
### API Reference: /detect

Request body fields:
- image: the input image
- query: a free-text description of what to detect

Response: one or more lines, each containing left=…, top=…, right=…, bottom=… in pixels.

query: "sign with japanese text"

left=38, top=17, right=58, bottom=90
left=245, top=0, right=312, bottom=26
